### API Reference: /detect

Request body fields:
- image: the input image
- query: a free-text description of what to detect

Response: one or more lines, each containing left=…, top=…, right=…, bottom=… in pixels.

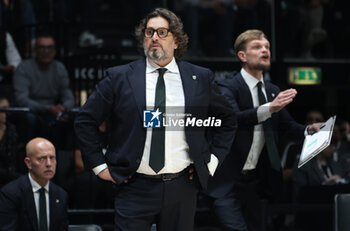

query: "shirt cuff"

left=207, top=154, right=219, bottom=176
left=257, top=103, right=272, bottom=123
left=92, top=163, right=108, bottom=175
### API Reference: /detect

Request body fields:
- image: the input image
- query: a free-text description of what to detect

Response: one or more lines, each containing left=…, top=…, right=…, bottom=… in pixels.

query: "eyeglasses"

left=36, top=45, right=55, bottom=51
left=144, top=27, right=171, bottom=38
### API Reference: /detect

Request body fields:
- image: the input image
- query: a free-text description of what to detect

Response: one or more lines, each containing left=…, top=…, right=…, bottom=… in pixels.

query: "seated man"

left=293, top=140, right=349, bottom=186
left=292, top=139, right=349, bottom=231
left=13, top=33, right=74, bottom=145
left=0, top=137, right=68, bottom=230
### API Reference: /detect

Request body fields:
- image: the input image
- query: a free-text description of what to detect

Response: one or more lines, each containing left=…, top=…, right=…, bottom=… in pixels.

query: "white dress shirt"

left=4, top=32, right=21, bottom=67
left=240, top=68, right=272, bottom=170
left=93, top=57, right=218, bottom=176
left=28, top=173, right=50, bottom=229
left=136, top=57, right=192, bottom=174
left=0, top=32, right=21, bottom=81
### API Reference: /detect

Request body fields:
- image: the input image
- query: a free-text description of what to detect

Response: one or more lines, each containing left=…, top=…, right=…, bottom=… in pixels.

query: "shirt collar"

left=146, top=57, right=179, bottom=74
left=240, top=68, right=265, bottom=91
left=28, top=173, right=49, bottom=193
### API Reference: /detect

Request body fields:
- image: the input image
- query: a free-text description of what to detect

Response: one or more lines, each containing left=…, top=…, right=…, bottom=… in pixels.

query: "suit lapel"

left=23, top=176, right=39, bottom=231
left=177, top=60, right=197, bottom=110
left=49, top=184, right=59, bottom=231
left=127, top=59, right=199, bottom=117
left=127, top=59, right=146, bottom=120
left=264, top=81, right=275, bottom=102
left=236, top=74, right=254, bottom=107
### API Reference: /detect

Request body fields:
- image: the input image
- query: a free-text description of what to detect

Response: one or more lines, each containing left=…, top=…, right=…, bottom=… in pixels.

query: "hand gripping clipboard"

left=298, top=116, right=336, bottom=168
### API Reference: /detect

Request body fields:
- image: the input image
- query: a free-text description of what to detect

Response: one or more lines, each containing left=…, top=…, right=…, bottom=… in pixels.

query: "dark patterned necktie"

left=39, top=187, right=48, bottom=231
left=149, top=68, right=167, bottom=173
left=257, top=81, right=281, bottom=171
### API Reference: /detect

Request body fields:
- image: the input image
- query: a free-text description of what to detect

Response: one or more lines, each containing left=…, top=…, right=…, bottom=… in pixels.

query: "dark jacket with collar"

left=207, top=72, right=306, bottom=198
left=293, top=157, right=348, bottom=186
left=0, top=175, right=68, bottom=231
left=74, top=58, right=237, bottom=190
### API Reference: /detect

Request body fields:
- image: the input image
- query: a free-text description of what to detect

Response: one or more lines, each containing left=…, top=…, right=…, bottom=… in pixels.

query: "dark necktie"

left=149, top=68, right=167, bottom=173
left=257, top=81, right=281, bottom=171
left=39, top=187, right=48, bottom=231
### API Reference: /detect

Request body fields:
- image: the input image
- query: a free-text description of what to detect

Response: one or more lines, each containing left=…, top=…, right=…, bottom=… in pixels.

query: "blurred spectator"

left=293, top=141, right=349, bottom=186
left=292, top=138, right=349, bottom=231
left=333, top=120, right=350, bottom=165
left=77, top=0, right=104, bottom=48
left=281, top=0, right=334, bottom=58
left=280, top=110, right=324, bottom=205
left=0, top=0, right=15, bottom=30
left=44, top=0, right=104, bottom=48
left=0, top=29, right=21, bottom=83
left=13, top=33, right=74, bottom=146
left=339, top=119, right=350, bottom=142
left=174, top=0, right=236, bottom=56
left=298, top=0, right=330, bottom=58
left=0, top=0, right=37, bottom=57
left=281, top=110, right=325, bottom=179
left=20, top=0, right=37, bottom=57
left=0, top=96, right=23, bottom=187
left=174, top=0, right=272, bottom=57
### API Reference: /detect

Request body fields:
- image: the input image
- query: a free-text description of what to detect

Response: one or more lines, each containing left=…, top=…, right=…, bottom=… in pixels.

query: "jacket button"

left=136, top=159, right=141, bottom=164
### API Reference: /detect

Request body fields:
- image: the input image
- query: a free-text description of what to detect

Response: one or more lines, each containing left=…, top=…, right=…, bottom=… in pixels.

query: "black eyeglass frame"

left=143, top=27, right=172, bottom=38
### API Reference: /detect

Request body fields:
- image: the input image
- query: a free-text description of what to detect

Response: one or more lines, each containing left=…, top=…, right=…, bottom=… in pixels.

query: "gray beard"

left=145, top=48, right=167, bottom=61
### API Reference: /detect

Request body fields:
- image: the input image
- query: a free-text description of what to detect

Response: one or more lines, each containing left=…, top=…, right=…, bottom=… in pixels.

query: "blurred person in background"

left=0, top=96, right=23, bottom=187
left=0, top=28, right=21, bottom=83
left=293, top=140, right=349, bottom=186
left=13, top=33, right=74, bottom=147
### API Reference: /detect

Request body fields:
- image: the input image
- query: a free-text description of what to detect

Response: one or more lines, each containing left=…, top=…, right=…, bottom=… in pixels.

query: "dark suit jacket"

left=74, top=59, right=236, bottom=189
left=293, top=158, right=348, bottom=186
left=207, top=72, right=306, bottom=197
left=0, top=175, right=68, bottom=231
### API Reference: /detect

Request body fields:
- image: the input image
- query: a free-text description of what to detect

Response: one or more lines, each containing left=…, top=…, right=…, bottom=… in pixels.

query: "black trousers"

left=113, top=172, right=198, bottom=231
left=212, top=148, right=283, bottom=231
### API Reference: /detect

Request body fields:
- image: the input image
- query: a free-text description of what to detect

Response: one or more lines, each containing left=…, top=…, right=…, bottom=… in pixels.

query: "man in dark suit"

left=74, top=8, right=236, bottom=231
left=0, top=137, right=68, bottom=231
left=206, top=29, right=322, bottom=231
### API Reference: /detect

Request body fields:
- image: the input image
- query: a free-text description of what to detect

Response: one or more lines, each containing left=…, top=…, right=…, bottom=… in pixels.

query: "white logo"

left=143, top=108, right=162, bottom=128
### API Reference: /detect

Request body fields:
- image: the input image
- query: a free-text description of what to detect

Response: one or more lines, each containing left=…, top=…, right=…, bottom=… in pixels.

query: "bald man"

left=0, top=138, right=68, bottom=231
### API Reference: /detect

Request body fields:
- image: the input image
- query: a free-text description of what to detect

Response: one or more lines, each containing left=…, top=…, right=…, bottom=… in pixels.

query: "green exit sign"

left=288, top=67, right=321, bottom=85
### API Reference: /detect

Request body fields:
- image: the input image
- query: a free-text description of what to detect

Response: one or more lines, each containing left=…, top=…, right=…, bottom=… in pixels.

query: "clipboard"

left=298, top=115, right=336, bottom=168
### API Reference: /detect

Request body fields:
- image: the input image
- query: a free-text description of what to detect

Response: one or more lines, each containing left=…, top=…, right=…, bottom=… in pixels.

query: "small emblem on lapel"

left=272, top=93, right=275, bottom=97
left=56, top=199, right=60, bottom=203
left=192, top=75, right=197, bottom=80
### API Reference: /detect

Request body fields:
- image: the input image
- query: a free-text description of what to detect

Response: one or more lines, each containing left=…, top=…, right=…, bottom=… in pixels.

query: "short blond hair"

left=234, top=29, right=268, bottom=54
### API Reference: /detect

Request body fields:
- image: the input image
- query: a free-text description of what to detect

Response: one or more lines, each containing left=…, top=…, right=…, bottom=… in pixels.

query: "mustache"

left=149, top=41, right=162, bottom=48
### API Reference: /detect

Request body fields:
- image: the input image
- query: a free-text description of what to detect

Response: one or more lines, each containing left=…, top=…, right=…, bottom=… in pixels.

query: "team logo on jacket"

left=143, top=108, right=162, bottom=128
